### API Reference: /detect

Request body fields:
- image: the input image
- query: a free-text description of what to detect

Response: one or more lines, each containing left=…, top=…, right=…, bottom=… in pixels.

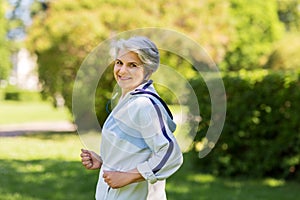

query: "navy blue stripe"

left=148, top=98, right=174, bottom=174
left=142, top=80, right=153, bottom=90
left=132, top=90, right=173, bottom=120
left=153, top=142, right=174, bottom=174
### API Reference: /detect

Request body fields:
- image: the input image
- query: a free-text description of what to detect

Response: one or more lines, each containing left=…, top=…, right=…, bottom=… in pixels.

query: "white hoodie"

left=95, top=81, right=183, bottom=200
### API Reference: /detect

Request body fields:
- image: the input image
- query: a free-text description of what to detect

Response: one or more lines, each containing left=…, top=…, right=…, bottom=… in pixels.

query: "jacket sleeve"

left=131, top=97, right=183, bottom=184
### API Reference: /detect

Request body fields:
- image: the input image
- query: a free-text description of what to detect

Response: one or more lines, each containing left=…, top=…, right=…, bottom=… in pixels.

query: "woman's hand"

left=80, top=149, right=102, bottom=170
left=103, top=169, right=144, bottom=189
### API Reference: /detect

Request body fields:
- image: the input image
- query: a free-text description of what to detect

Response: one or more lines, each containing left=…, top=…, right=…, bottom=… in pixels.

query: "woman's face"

left=114, top=49, right=145, bottom=95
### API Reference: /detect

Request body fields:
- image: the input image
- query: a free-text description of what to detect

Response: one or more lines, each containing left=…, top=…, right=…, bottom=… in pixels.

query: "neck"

left=120, top=80, right=151, bottom=98
left=121, top=89, right=129, bottom=98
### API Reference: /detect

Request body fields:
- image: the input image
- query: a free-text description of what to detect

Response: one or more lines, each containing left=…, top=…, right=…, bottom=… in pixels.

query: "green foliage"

left=277, top=0, right=300, bottom=32
left=26, top=0, right=233, bottom=125
left=264, top=34, right=300, bottom=71
left=3, top=85, right=20, bottom=100
left=4, top=92, right=19, bottom=101
left=0, top=0, right=11, bottom=80
left=26, top=0, right=286, bottom=120
left=222, top=0, right=284, bottom=71
left=2, top=85, right=42, bottom=101
left=190, top=70, right=300, bottom=180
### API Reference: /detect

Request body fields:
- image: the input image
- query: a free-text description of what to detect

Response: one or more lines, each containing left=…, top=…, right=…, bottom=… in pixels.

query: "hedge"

left=189, top=70, right=300, bottom=180
left=1, top=86, right=42, bottom=102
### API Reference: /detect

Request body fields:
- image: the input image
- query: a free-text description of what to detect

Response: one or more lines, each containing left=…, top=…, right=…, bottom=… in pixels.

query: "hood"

left=130, top=80, right=177, bottom=133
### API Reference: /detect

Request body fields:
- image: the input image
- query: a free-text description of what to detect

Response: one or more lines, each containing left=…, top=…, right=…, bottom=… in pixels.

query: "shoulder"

left=114, top=95, right=161, bottom=131
left=127, top=95, right=156, bottom=114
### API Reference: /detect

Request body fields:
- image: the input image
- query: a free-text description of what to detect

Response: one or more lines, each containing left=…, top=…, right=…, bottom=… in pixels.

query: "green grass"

left=167, top=156, right=300, bottom=200
left=0, top=101, right=72, bottom=124
left=0, top=132, right=97, bottom=200
left=0, top=132, right=299, bottom=200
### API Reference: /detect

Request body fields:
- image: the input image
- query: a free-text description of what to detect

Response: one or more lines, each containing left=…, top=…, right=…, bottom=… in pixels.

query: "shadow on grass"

left=1, top=150, right=299, bottom=200
left=0, top=158, right=98, bottom=200
left=20, top=131, right=78, bottom=139
left=166, top=153, right=300, bottom=200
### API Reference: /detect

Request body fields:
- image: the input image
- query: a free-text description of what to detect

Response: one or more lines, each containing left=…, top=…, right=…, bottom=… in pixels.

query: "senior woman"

left=80, top=36, right=183, bottom=200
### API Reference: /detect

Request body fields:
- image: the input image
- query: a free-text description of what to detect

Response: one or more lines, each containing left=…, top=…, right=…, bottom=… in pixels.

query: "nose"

left=118, top=64, right=127, bottom=74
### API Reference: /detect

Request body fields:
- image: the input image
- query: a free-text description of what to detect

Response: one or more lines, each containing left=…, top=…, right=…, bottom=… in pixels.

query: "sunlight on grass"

left=0, top=101, right=72, bottom=124
left=0, top=132, right=99, bottom=200
left=1, top=133, right=300, bottom=200
left=166, top=152, right=300, bottom=200
left=263, top=178, right=285, bottom=187
left=0, top=132, right=82, bottom=160
left=187, top=173, right=216, bottom=183
left=0, top=193, right=28, bottom=200
left=18, top=163, right=45, bottom=173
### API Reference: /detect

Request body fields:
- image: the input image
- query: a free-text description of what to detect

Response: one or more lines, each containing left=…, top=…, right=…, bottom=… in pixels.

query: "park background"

left=0, top=0, right=300, bottom=199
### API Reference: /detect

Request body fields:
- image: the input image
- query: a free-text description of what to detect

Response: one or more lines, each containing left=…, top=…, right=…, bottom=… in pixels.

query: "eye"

left=115, top=60, right=122, bottom=65
left=129, top=63, right=138, bottom=68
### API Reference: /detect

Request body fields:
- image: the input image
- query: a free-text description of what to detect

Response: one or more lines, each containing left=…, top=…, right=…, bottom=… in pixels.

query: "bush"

left=189, top=70, right=300, bottom=180
left=4, top=85, right=20, bottom=101
left=3, top=85, right=42, bottom=101
left=19, top=90, right=43, bottom=101
left=264, top=34, right=300, bottom=71
left=4, top=91, right=20, bottom=100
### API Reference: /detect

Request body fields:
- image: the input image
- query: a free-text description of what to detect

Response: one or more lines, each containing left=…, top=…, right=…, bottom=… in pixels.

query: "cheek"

left=132, top=68, right=145, bottom=79
left=133, top=71, right=144, bottom=81
left=113, top=66, right=119, bottom=74
left=113, top=68, right=118, bottom=80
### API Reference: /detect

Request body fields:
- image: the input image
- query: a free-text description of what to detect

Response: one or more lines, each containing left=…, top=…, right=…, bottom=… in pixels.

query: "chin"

left=117, top=82, right=130, bottom=89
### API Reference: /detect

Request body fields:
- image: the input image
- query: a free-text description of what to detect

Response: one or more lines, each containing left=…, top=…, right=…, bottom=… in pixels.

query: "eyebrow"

left=115, top=59, right=141, bottom=65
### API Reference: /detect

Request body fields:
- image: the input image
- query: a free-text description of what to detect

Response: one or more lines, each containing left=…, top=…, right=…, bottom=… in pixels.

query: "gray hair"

left=111, top=36, right=160, bottom=75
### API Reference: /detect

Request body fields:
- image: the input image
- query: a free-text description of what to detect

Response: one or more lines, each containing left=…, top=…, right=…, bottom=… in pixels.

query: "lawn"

left=0, top=101, right=71, bottom=124
left=167, top=156, right=300, bottom=200
left=0, top=100, right=299, bottom=199
left=0, top=132, right=299, bottom=200
left=0, top=132, right=96, bottom=200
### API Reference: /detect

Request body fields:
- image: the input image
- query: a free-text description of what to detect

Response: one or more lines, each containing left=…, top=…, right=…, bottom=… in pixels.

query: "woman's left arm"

left=135, top=98, right=184, bottom=184
left=102, top=168, right=144, bottom=189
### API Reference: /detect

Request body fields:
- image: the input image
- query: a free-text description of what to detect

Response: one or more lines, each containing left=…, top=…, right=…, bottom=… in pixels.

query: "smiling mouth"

left=118, top=75, right=131, bottom=80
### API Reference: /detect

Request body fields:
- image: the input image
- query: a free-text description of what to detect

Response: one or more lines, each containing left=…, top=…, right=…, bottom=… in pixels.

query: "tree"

left=26, top=0, right=233, bottom=125
left=277, top=0, right=300, bottom=32
left=264, top=33, right=300, bottom=71
left=222, top=0, right=284, bottom=71
left=0, top=0, right=11, bottom=81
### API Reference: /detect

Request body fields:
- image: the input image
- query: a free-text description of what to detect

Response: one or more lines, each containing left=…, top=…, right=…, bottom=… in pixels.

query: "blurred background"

left=0, top=0, right=299, bottom=199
